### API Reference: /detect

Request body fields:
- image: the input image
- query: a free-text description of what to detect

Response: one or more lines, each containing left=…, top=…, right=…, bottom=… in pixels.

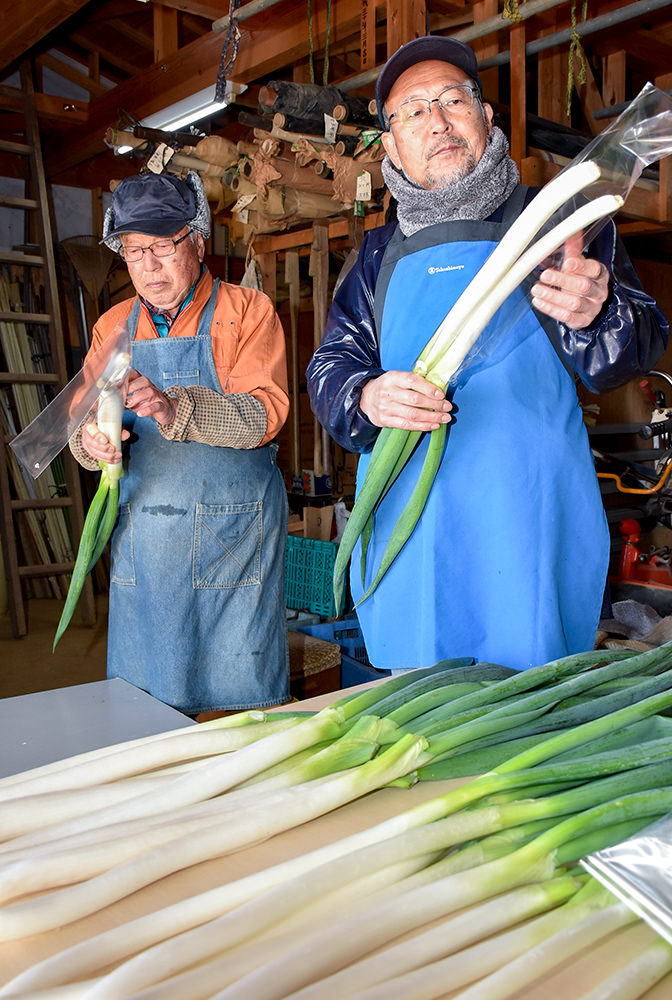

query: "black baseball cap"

left=104, top=173, right=197, bottom=240
left=375, top=36, right=482, bottom=127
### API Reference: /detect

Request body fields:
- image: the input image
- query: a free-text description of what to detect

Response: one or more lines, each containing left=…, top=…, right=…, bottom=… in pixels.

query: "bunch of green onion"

left=2, top=644, right=672, bottom=996
left=53, top=380, right=126, bottom=650
left=333, top=160, right=623, bottom=613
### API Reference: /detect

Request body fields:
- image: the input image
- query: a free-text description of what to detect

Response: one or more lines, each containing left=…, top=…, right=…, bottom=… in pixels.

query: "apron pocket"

left=110, top=503, right=136, bottom=586
left=163, top=369, right=200, bottom=388
left=194, top=501, right=263, bottom=589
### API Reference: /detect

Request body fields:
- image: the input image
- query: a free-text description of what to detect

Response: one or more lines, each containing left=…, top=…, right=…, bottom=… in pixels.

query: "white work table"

left=0, top=677, right=194, bottom=779
left=0, top=681, right=670, bottom=999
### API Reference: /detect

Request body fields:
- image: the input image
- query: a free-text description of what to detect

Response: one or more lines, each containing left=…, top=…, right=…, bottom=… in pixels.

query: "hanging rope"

left=216, top=0, right=241, bottom=102
left=307, top=0, right=315, bottom=83
left=502, top=0, right=524, bottom=23
left=323, top=0, right=331, bottom=85
left=566, top=0, right=589, bottom=117
left=306, top=0, right=331, bottom=85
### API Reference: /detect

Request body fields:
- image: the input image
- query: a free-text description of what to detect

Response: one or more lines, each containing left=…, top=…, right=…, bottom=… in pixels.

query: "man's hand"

left=81, top=423, right=128, bottom=465
left=360, top=371, right=452, bottom=431
left=125, top=369, right=178, bottom=425
left=530, top=235, right=610, bottom=329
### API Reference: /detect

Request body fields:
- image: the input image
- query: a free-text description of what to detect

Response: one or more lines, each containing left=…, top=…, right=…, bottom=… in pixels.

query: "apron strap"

left=196, top=278, right=220, bottom=338
left=128, top=298, right=142, bottom=340
left=500, top=184, right=531, bottom=226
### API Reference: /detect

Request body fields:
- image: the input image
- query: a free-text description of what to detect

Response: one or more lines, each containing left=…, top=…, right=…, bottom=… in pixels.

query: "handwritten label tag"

left=324, top=114, right=339, bottom=143
left=232, top=193, right=256, bottom=214
left=355, top=170, right=372, bottom=202
left=146, top=144, right=175, bottom=173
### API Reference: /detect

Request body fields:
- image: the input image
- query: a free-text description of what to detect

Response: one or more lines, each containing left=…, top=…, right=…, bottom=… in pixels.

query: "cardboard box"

left=287, top=505, right=334, bottom=541
left=304, top=505, right=334, bottom=541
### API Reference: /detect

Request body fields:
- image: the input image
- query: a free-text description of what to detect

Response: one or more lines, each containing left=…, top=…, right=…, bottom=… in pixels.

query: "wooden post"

left=386, top=0, right=426, bottom=58
left=91, top=187, right=103, bottom=241
left=361, top=0, right=376, bottom=71
left=509, top=21, right=527, bottom=170
left=603, top=51, right=626, bottom=110
left=284, top=251, right=301, bottom=478
left=472, top=0, right=499, bottom=103
left=309, top=223, right=330, bottom=479
left=257, top=251, right=277, bottom=304
left=153, top=5, right=178, bottom=63
left=537, top=13, right=568, bottom=125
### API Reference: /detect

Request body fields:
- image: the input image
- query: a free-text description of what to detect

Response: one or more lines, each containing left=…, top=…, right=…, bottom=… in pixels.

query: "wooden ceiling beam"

left=69, top=32, right=141, bottom=77
left=109, top=17, right=155, bottom=50
left=44, top=0, right=378, bottom=180
left=0, top=86, right=89, bottom=123
left=151, top=0, right=231, bottom=20
left=0, top=0, right=90, bottom=76
left=37, top=51, right=109, bottom=96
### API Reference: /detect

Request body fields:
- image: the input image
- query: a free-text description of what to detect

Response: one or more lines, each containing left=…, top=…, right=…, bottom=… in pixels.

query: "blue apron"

left=353, top=195, right=609, bottom=671
left=107, top=281, right=289, bottom=713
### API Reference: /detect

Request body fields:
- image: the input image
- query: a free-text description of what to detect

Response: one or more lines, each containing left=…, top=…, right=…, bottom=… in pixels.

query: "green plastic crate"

left=285, top=536, right=338, bottom=617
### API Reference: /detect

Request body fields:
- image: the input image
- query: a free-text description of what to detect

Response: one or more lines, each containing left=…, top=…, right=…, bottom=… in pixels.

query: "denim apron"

left=107, top=281, right=289, bottom=713
left=353, top=191, right=609, bottom=671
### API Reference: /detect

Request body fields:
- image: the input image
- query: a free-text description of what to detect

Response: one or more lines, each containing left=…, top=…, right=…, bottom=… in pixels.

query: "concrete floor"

left=0, top=597, right=108, bottom=700
left=0, top=596, right=341, bottom=709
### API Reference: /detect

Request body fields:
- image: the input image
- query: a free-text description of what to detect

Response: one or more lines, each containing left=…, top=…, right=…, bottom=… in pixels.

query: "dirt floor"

left=0, top=596, right=108, bottom=700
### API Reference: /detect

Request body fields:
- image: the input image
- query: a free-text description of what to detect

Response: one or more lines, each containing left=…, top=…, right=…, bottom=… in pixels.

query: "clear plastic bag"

left=582, top=810, right=672, bottom=946
left=448, top=81, right=672, bottom=386
left=10, top=322, right=131, bottom=479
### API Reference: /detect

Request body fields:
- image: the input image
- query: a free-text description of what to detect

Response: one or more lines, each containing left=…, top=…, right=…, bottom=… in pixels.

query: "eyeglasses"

left=387, top=85, right=479, bottom=128
left=119, top=230, right=191, bottom=263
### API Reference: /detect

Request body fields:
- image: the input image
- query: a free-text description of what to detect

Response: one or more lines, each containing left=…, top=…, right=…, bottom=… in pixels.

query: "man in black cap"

left=69, top=170, right=291, bottom=716
left=307, top=36, right=669, bottom=674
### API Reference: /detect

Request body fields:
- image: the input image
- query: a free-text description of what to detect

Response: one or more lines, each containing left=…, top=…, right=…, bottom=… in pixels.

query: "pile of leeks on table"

left=2, top=643, right=672, bottom=999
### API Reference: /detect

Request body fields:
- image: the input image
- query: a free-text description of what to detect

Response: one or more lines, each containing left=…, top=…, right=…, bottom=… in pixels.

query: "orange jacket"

left=89, top=269, right=289, bottom=444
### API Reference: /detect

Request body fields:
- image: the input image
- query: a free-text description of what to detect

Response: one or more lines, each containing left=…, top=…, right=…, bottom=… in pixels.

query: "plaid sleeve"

left=158, top=385, right=267, bottom=449
left=68, top=412, right=101, bottom=472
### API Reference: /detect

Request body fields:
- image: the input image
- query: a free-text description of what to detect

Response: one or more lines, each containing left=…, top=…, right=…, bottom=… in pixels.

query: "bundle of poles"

left=3, top=643, right=672, bottom=997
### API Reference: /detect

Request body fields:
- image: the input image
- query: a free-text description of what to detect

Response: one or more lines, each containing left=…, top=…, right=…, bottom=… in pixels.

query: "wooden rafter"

left=69, top=31, right=142, bottom=77
left=0, top=85, right=88, bottom=123
left=0, top=0, right=90, bottom=75
left=152, top=0, right=231, bottom=20
left=37, top=51, right=109, bottom=96
left=109, top=17, right=154, bottom=50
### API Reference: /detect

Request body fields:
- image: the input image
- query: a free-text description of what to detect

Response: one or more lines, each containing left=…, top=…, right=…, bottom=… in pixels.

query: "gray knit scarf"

left=382, top=125, right=520, bottom=237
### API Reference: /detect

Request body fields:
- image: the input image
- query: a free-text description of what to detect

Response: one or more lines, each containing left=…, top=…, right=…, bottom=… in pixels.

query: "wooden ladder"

left=0, top=61, right=95, bottom=638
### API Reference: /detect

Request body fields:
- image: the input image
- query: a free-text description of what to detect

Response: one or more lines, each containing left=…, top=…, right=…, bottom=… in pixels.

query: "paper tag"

left=239, top=209, right=249, bottom=224
left=146, top=144, right=175, bottom=174
left=361, top=128, right=382, bottom=148
left=324, top=114, right=339, bottom=143
left=355, top=170, right=372, bottom=202
left=232, top=193, right=256, bottom=214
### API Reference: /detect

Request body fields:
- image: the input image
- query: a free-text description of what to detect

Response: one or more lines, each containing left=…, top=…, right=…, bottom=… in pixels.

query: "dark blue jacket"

left=307, top=191, right=669, bottom=453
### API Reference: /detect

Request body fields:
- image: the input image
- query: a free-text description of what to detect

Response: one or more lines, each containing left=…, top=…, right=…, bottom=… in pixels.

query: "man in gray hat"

left=307, top=36, right=669, bottom=674
left=70, top=170, right=290, bottom=717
